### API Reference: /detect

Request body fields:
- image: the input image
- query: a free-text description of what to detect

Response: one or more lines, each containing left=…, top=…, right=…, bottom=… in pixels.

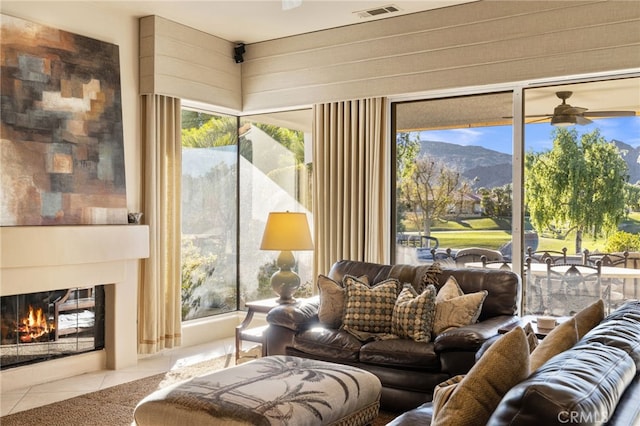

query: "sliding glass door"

left=523, top=77, right=640, bottom=315
left=392, top=76, right=640, bottom=316
left=393, top=92, right=514, bottom=268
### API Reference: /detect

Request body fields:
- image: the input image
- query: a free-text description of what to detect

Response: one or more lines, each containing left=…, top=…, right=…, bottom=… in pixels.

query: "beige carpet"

left=1, top=352, right=397, bottom=425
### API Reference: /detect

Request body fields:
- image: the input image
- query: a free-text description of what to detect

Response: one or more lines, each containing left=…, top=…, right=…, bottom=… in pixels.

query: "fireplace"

left=1, top=286, right=105, bottom=369
left=0, top=225, right=149, bottom=391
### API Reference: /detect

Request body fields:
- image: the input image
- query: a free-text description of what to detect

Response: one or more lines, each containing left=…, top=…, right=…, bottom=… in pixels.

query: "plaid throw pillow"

left=392, top=284, right=437, bottom=342
left=342, top=276, right=400, bottom=335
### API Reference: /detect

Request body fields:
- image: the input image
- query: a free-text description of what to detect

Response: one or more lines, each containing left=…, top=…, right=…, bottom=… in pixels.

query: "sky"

left=419, top=116, right=640, bottom=155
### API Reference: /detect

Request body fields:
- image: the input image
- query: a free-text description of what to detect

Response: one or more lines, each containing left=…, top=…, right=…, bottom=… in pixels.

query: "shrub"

left=604, top=231, right=640, bottom=252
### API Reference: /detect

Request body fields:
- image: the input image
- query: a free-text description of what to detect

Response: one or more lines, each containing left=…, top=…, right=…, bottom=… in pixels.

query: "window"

left=393, top=76, right=640, bottom=317
left=239, top=111, right=314, bottom=305
left=393, top=92, right=514, bottom=267
left=523, top=77, right=640, bottom=316
left=181, top=109, right=238, bottom=321
left=180, top=107, right=313, bottom=321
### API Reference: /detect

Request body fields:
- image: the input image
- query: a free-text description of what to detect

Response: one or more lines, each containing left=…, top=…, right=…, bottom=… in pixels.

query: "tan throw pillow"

left=574, top=299, right=605, bottom=339
left=432, top=327, right=530, bottom=426
left=523, top=322, right=539, bottom=353
left=436, top=276, right=464, bottom=302
left=342, top=276, right=400, bottom=335
left=317, top=274, right=368, bottom=328
left=432, top=375, right=464, bottom=420
left=529, top=317, right=578, bottom=372
left=391, top=284, right=437, bottom=342
left=433, top=276, right=487, bottom=335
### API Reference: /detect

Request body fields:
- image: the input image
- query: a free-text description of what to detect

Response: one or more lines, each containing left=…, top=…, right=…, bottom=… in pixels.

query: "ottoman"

left=134, top=355, right=382, bottom=426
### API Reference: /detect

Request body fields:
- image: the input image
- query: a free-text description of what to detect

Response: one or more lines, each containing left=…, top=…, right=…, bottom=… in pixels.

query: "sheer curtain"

left=138, top=94, right=182, bottom=354
left=312, top=97, right=389, bottom=276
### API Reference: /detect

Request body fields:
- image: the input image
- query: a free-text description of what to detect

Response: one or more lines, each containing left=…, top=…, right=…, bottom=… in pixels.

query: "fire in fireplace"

left=0, top=286, right=105, bottom=369
left=17, top=305, right=54, bottom=343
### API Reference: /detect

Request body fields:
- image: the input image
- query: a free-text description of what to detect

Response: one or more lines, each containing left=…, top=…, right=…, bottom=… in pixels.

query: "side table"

left=498, top=315, right=571, bottom=339
left=235, top=298, right=280, bottom=363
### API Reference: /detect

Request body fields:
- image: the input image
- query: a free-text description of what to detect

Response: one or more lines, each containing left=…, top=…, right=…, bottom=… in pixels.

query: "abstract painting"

left=0, top=14, right=127, bottom=226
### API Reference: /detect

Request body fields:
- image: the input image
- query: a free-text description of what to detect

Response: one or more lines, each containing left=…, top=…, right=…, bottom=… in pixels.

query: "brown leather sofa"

left=389, top=299, right=640, bottom=425
left=264, top=260, right=521, bottom=412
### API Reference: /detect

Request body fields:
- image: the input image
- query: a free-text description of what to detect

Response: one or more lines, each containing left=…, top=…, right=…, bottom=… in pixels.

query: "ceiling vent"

left=355, top=4, right=401, bottom=18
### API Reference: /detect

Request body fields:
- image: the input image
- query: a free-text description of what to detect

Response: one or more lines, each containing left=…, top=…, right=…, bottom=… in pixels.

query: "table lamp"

left=260, top=212, right=314, bottom=304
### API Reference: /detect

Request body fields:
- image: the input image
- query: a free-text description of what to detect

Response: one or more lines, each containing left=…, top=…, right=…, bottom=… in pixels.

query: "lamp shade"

left=260, top=212, right=314, bottom=251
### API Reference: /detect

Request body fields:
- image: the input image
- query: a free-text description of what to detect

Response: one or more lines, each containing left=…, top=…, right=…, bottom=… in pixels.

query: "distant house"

left=447, top=193, right=482, bottom=216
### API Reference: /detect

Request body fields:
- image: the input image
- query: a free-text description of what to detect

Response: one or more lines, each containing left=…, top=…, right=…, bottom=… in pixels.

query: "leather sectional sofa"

left=389, top=299, right=640, bottom=425
left=264, top=260, right=521, bottom=412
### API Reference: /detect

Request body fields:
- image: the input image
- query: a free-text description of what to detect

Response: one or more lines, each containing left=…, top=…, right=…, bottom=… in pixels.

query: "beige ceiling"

left=94, top=0, right=476, bottom=44
left=396, top=77, right=640, bottom=131
left=90, top=1, right=637, bottom=131
left=247, top=78, right=639, bottom=133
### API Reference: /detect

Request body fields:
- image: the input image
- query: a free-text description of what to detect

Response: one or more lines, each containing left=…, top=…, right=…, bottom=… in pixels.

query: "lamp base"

left=271, top=250, right=300, bottom=304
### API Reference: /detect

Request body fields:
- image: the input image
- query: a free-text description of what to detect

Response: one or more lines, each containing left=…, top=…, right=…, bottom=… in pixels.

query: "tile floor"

left=1, top=337, right=236, bottom=417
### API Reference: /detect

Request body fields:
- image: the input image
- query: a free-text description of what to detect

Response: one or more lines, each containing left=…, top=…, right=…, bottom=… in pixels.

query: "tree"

left=182, top=115, right=238, bottom=148
left=624, top=183, right=640, bottom=212
left=396, top=133, right=421, bottom=180
left=479, top=184, right=513, bottom=218
left=525, top=128, right=628, bottom=254
left=399, top=154, right=462, bottom=237
left=395, top=133, right=421, bottom=233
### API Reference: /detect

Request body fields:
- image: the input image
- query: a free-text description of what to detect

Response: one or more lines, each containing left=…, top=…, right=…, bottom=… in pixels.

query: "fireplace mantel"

left=0, top=225, right=149, bottom=390
left=1, top=225, right=149, bottom=296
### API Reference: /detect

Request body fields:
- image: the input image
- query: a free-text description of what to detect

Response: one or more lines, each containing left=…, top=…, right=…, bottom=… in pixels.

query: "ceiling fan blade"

left=575, top=115, right=593, bottom=125
left=564, top=106, right=588, bottom=115
left=583, top=110, right=637, bottom=117
left=526, top=117, right=552, bottom=124
left=502, top=114, right=552, bottom=119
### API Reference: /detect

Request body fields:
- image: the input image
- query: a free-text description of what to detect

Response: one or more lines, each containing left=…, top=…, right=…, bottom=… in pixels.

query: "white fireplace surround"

left=0, top=225, right=149, bottom=391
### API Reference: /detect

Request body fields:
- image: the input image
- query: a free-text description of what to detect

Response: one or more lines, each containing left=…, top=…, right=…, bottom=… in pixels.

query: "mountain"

left=419, top=139, right=640, bottom=188
left=419, top=140, right=512, bottom=188
left=613, top=140, right=640, bottom=184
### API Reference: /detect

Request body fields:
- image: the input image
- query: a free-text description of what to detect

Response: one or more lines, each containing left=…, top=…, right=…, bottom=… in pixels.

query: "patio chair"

left=583, top=250, right=630, bottom=311
left=454, top=247, right=503, bottom=268
left=582, top=249, right=629, bottom=267
left=524, top=256, right=546, bottom=315
left=430, top=247, right=455, bottom=264
left=545, top=261, right=602, bottom=316
left=526, top=247, right=568, bottom=265
left=480, top=255, right=511, bottom=270
left=622, top=252, right=640, bottom=300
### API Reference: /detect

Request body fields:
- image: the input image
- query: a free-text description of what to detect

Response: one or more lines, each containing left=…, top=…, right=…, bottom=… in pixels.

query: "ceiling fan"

left=527, top=91, right=636, bottom=126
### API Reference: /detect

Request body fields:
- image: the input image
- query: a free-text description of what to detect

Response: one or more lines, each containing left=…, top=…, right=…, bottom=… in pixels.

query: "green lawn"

left=429, top=230, right=511, bottom=250
left=401, top=214, right=640, bottom=253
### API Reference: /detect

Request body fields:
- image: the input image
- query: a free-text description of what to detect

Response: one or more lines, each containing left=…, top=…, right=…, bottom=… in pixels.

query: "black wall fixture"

left=234, top=43, right=245, bottom=64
